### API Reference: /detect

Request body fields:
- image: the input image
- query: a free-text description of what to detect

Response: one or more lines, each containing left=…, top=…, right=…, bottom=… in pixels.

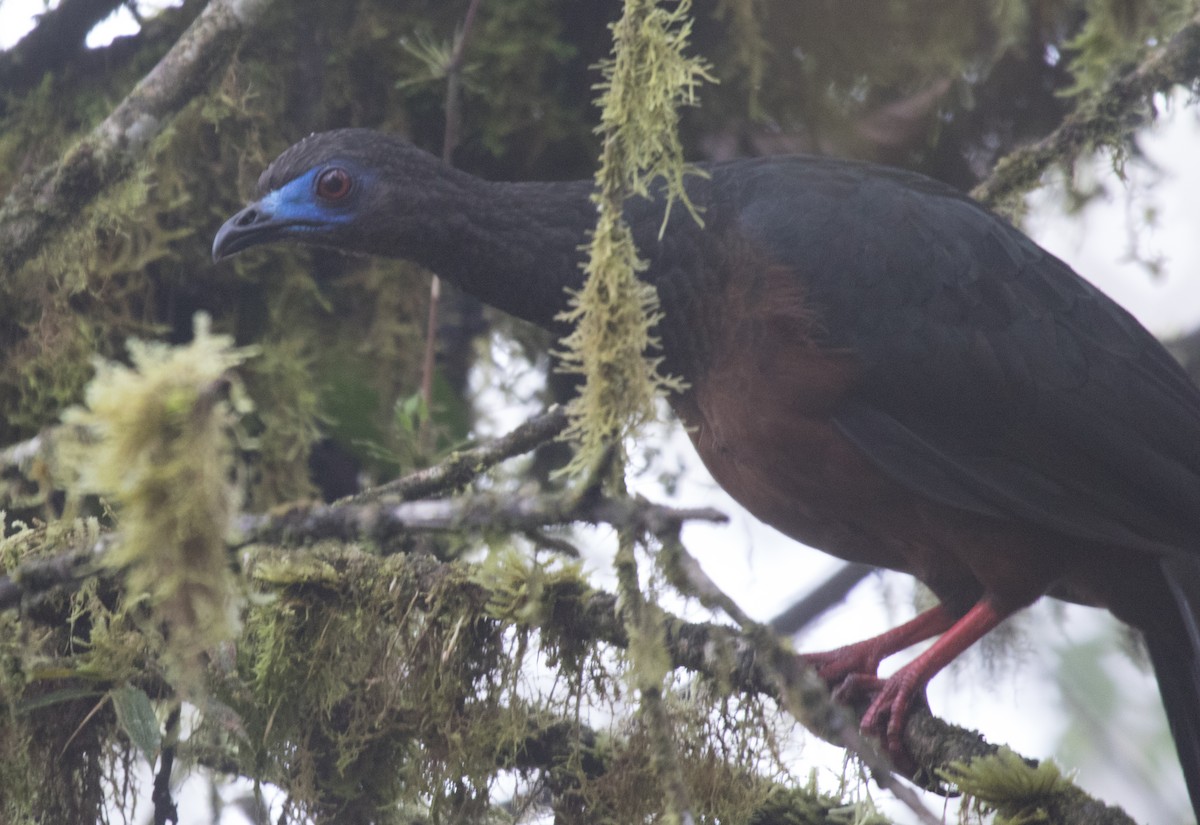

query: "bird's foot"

left=827, top=672, right=883, bottom=704
left=798, top=604, right=958, bottom=689
left=800, top=642, right=883, bottom=685
left=808, top=664, right=926, bottom=772
left=856, top=666, right=927, bottom=769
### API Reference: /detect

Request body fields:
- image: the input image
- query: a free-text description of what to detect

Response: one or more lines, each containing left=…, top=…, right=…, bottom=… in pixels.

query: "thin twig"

left=152, top=705, right=181, bottom=825
left=768, top=563, right=874, bottom=636
left=235, top=493, right=726, bottom=548
left=345, top=405, right=569, bottom=505
left=419, top=0, right=487, bottom=450
left=442, top=0, right=486, bottom=164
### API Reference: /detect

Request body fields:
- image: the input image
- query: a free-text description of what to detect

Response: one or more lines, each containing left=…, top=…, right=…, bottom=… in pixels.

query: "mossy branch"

left=1, top=405, right=570, bottom=514
left=2, top=528, right=1141, bottom=824
left=971, top=8, right=1200, bottom=215
left=941, top=748, right=1135, bottom=825
left=0, top=0, right=276, bottom=279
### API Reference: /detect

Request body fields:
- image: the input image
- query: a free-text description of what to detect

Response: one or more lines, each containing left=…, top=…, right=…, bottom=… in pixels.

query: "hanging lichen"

left=62, top=313, right=254, bottom=693
left=556, top=0, right=712, bottom=477
left=714, top=0, right=769, bottom=118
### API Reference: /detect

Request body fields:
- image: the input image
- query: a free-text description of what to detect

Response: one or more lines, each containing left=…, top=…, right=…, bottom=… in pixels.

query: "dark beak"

left=212, top=200, right=290, bottom=262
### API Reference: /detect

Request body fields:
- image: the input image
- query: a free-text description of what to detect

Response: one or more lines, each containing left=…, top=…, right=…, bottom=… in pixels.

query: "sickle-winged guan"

left=214, top=129, right=1200, bottom=812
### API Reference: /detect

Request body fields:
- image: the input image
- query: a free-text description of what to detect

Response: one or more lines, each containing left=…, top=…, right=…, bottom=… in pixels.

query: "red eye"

left=315, top=167, right=352, bottom=201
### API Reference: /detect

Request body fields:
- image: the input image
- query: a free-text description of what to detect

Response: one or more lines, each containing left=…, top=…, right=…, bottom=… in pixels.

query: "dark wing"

left=730, top=157, right=1200, bottom=554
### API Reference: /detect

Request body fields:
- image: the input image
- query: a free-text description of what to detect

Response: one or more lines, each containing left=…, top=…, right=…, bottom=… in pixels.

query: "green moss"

left=244, top=337, right=324, bottom=506
left=225, top=546, right=518, bottom=820
left=476, top=545, right=586, bottom=628
left=0, top=523, right=149, bottom=825
left=748, top=777, right=891, bottom=825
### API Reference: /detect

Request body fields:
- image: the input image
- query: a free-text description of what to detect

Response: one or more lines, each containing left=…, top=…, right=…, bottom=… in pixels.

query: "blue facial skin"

left=212, top=162, right=374, bottom=260
left=266, top=165, right=359, bottom=231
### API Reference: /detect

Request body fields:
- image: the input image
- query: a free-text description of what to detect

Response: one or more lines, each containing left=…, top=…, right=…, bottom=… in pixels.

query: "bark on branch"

left=345, top=405, right=570, bottom=504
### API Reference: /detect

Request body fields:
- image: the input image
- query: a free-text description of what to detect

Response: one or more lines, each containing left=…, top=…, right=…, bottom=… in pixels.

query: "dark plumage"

left=215, top=128, right=1200, bottom=811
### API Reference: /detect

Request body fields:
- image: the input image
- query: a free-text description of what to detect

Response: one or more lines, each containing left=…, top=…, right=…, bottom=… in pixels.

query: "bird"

left=214, top=128, right=1200, bottom=814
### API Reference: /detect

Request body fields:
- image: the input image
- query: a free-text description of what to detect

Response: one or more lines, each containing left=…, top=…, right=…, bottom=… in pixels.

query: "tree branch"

left=768, top=562, right=874, bottom=636
left=971, top=9, right=1200, bottom=212
left=236, top=492, right=726, bottom=548
left=1, top=527, right=1139, bottom=823
left=344, top=405, right=570, bottom=504
left=419, top=0, right=488, bottom=448
left=0, top=537, right=108, bottom=613
left=0, top=0, right=276, bottom=278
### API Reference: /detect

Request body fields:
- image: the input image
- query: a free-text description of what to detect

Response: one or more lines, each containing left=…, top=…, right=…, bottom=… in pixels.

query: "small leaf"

left=111, top=684, right=162, bottom=767
left=14, top=686, right=104, bottom=714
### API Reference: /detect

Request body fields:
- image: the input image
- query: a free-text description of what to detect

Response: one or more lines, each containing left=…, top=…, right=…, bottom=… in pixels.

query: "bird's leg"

left=800, top=603, right=957, bottom=686
left=858, top=599, right=1010, bottom=758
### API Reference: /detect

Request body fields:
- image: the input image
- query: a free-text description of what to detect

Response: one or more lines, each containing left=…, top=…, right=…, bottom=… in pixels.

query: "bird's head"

left=212, top=129, right=450, bottom=262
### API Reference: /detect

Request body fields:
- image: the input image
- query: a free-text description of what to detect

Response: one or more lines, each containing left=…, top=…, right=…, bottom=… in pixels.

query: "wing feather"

left=726, top=157, right=1200, bottom=552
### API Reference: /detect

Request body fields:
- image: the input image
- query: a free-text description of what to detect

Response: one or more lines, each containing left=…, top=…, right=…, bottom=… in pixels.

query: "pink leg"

left=858, top=599, right=1010, bottom=757
left=802, top=603, right=958, bottom=684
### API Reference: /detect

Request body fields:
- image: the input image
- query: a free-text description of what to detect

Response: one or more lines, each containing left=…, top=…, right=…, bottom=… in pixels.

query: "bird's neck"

left=393, top=170, right=595, bottom=331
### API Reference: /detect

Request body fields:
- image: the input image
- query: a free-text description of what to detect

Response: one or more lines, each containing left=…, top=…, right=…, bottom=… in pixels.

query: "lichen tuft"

left=63, top=313, right=255, bottom=693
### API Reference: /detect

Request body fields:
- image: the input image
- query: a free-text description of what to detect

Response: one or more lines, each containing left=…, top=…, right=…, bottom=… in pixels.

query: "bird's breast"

left=672, top=346, right=914, bottom=571
left=667, top=262, right=904, bottom=563
left=666, top=260, right=1001, bottom=606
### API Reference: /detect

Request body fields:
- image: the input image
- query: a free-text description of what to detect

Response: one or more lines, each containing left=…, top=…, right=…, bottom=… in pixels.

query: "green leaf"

left=14, top=686, right=105, bottom=714
left=110, top=684, right=162, bottom=767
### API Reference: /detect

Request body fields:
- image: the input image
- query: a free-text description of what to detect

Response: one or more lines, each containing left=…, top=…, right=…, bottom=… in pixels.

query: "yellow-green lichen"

left=63, top=313, right=254, bottom=693
left=556, top=0, right=712, bottom=477
left=941, top=748, right=1071, bottom=825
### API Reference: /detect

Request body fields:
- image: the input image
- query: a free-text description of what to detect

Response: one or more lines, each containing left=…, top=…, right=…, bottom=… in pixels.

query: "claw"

left=830, top=672, right=883, bottom=704
left=854, top=669, right=926, bottom=772
left=802, top=644, right=883, bottom=684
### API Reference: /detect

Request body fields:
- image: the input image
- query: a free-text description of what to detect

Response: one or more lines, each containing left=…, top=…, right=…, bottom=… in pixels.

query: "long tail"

left=1148, top=555, right=1200, bottom=821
